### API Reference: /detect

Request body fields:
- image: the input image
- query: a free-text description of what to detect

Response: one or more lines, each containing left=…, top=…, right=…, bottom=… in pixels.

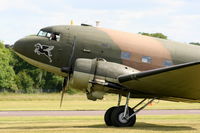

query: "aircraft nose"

left=13, top=37, right=34, bottom=56
left=13, top=39, right=25, bottom=54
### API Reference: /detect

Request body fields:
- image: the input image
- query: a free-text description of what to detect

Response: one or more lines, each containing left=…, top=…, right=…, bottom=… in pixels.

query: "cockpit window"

left=38, top=30, right=47, bottom=37
left=37, top=30, right=61, bottom=42
left=50, top=33, right=60, bottom=41
left=47, top=33, right=52, bottom=38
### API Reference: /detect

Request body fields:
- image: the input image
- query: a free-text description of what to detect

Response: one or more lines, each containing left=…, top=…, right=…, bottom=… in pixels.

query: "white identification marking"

left=34, top=43, right=54, bottom=63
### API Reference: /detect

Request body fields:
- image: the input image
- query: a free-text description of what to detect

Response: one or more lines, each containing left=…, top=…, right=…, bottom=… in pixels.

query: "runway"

left=0, top=110, right=200, bottom=117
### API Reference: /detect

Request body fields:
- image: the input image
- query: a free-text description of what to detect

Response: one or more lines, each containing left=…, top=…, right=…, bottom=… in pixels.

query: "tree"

left=42, top=72, right=63, bottom=92
left=9, top=47, right=63, bottom=93
left=138, top=32, right=168, bottom=39
left=15, top=71, right=34, bottom=93
left=0, top=41, right=18, bottom=92
left=190, top=42, right=200, bottom=46
left=12, top=53, right=63, bottom=93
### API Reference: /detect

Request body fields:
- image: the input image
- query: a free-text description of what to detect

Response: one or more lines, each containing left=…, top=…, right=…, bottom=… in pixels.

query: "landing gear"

left=104, top=106, right=117, bottom=126
left=104, top=92, right=155, bottom=127
left=111, top=106, right=136, bottom=127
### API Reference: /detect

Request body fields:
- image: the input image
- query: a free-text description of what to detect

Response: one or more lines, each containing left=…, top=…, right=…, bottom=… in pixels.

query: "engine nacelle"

left=70, top=58, right=139, bottom=100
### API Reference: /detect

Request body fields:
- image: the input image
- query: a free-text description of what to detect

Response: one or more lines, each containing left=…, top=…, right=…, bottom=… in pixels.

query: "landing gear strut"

left=104, top=92, right=155, bottom=127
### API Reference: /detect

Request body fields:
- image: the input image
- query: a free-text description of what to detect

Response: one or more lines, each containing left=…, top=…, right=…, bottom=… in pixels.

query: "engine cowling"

left=69, top=58, right=139, bottom=100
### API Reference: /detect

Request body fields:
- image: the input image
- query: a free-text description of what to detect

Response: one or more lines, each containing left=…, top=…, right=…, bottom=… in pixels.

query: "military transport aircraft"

left=13, top=24, right=200, bottom=127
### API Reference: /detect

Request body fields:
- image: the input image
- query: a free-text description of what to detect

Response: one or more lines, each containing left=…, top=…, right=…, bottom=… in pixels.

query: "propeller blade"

left=59, top=36, right=76, bottom=108
left=60, top=77, right=67, bottom=108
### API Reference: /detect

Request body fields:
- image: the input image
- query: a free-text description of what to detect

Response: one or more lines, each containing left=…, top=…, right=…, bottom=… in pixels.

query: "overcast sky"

left=0, top=0, right=200, bottom=44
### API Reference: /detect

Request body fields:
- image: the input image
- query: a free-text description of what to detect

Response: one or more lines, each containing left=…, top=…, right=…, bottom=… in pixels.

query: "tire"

left=104, top=106, right=117, bottom=126
left=111, top=106, right=136, bottom=127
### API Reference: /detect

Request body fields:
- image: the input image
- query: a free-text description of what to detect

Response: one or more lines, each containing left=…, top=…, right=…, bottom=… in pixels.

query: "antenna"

left=70, top=20, right=74, bottom=25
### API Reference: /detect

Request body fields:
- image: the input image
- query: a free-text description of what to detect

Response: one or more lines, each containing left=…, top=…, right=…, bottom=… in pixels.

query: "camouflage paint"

left=98, top=28, right=172, bottom=71
left=157, top=38, right=200, bottom=64
left=13, top=25, right=200, bottom=102
left=68, top=26, right=122, bottom=65
left=14, top=25, right=200, bottom=74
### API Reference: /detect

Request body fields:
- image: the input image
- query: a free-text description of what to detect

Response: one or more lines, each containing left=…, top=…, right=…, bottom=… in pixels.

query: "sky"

left=0, top=0, right=200, bottom=44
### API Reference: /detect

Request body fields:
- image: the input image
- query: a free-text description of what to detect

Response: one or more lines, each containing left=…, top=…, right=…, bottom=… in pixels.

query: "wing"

left=118, top=62, right=200, bottom=102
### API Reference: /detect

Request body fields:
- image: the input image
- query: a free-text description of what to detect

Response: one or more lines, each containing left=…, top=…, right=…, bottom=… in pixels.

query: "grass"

left=0, top=115, right=199, bottom=133
left=0, top=93, right=199, bottom=133
left=0, top=93, right=199, bottom=111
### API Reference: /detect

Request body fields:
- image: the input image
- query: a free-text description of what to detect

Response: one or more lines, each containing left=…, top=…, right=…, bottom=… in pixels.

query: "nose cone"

left=13, top=36, right=36, bottom=57
left=13, top=39, right=26, bottom=54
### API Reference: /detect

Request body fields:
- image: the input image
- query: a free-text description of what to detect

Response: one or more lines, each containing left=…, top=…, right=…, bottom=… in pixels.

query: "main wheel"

left=104, top=106, right=117, bottom=126
left=111, top=106, right=136, bottom=127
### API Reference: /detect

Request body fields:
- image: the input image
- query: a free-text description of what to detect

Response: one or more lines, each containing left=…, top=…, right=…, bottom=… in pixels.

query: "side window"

left=163, top=60, right=173, bottom=66
left=56, top=34, right=61, bottom=41
left=142, top=56, right=152, bottom=63
left=47, top=33, right=51, bottom=38
left=50, top=33, right=60, bottom=42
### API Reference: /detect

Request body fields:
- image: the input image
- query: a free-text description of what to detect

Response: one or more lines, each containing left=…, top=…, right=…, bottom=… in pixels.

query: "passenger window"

left=121, top=51, right=131, bottom=60
left=142, top=56, right=152, bottom=63
left=163, top=60, right=173, bottom=66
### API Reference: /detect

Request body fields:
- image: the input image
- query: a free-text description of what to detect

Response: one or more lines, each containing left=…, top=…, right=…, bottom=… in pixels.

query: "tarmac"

left=0, top=110, right=200, bottom=117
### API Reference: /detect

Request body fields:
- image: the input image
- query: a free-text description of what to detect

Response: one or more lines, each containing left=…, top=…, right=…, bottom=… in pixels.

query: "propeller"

left=59, top=36, right=76, bottom=107
left=60, top=76, right=70, bottom=107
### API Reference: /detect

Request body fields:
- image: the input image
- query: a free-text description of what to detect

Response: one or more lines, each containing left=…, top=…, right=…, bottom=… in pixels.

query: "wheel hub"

left=118, top=112, right=128, bottom=123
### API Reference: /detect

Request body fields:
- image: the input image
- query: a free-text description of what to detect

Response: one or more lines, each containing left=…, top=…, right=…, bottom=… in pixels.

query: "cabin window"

left=142, top=56, right=152, bottom=63
left=121, top=51, right=131, bottom=60
left=163, top=60, right=173, bottom=66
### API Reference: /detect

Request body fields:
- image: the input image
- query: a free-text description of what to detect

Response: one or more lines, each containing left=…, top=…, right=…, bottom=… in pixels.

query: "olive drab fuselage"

left=13, top=25, right=200, bottom=77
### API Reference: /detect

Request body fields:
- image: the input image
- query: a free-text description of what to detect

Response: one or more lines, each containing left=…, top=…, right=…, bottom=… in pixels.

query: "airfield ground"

left=0, top=93, right=200, bottom=110
left=0, top=115, right=199, bottom=133
left=0, top=93, right=199, bottom=133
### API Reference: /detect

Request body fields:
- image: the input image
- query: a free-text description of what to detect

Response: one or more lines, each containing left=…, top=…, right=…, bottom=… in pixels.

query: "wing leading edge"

left=118, top=62, right=200, bottom=102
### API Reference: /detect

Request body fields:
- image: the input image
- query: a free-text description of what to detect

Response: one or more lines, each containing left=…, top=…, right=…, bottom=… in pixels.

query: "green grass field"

left=0, top=93, right=199, bottom=133
left=0, top=115, right=200, bottom=133
left=0, top=93, right=199, bottom=110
